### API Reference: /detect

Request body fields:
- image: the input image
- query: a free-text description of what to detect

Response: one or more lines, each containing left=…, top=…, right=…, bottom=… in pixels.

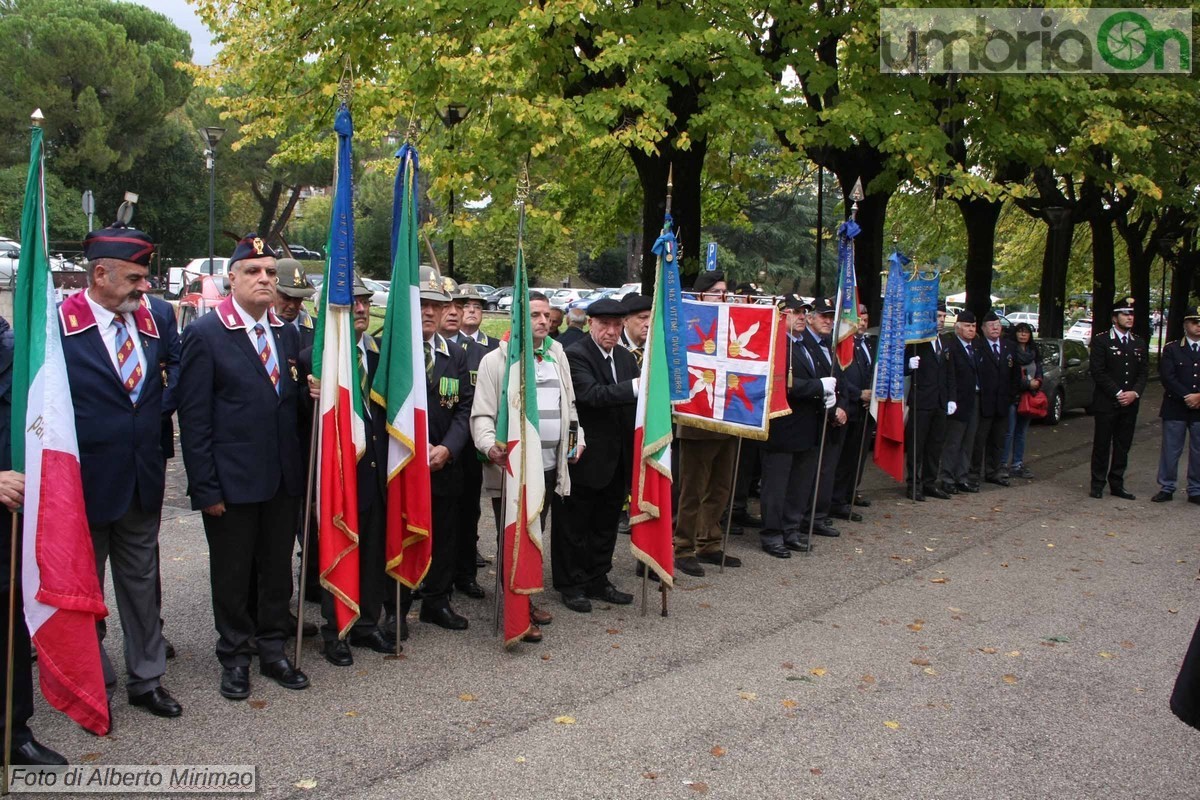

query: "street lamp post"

left=438, top=103, right=469, bottom=279
left=200, top=126, right=226, bottom=275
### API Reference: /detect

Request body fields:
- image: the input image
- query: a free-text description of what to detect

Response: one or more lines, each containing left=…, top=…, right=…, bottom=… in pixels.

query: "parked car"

left=1064, top=318, right=1093, bottom=345
left=471, top=283, right=497, bottom=297
left=178, top=274, right=230, bottom=330
left=1006, top=311, right=1040, bottom=332
left=485, top=286, right=512, bottom=310
left=571, top=287, right=619, bottom=310
left=613, top=282, right=642, bottom=299
left=0, top=238, right=76, bottom=285
left=288, top=244, right=324, bottom=260
left=549, top=288, right=589, bottom=309
left=169, top=257, right=229, bottom=298
left=1035, top=337, right=1095, bottom=425
left=362, top=277, right=389, bottom=307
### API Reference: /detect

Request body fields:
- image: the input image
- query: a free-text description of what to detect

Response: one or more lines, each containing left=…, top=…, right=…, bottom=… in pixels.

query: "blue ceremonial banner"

left=875, top=251, right=909, bottom=403
left=705, top=242, right=718, bottom=271
left=390, top=142, right=420, bottom=270
left=327, top=104, right=355, bottom=307
left=652, top=212, right=688, bottom=402
left=903, top=270, right=940, bottom=344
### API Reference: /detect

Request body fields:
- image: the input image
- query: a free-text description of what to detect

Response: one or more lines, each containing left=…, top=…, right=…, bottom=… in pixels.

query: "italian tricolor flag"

left=496, top=235, right=544, bottom=647
left=311, top=104, right=363, bottom=636
left=629, top=259, right=675, bottom=587
left=12, top=113, right=110, bottom=735
left=373, top=143, right=432, bottom=588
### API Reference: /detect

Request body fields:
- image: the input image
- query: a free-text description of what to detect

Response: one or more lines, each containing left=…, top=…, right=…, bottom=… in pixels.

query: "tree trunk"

left=1168, top=235, right=1196, bottom=342
left=1037, top=214, right=1075, bottom=339
left=1090, top=216, right=1116, bottom=332
left=629, top=139, right=707, bottom=293
left=954, top=195, right=1004, bottom=322
left=1119, top=227, right=1155, bottom=342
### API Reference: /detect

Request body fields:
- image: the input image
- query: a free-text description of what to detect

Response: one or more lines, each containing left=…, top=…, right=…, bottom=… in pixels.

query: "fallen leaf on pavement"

left=710, top=746, right=726, bottom=758
left=911, top=657, right=930, bottom=666
left=344, top=710, right=358, bottom=717
left=930, top=578, right=947, bottom=584
left=782, top=699, right=798, bottom=709
left=81, top=753, right=100, bottom=762
left=515, top=756, right=526, bottom=763
left=606, top=629, right=620, bottom=635
left=249, top=700, right=268, bottom=709
left=459, top=693, right=477, bottom=702
left=1169, top=608, right=1179, bottom=614
left=554, top=716, right=576, bottom=725
left=883, top=720, right=900, bottom=729
left=781, top=662, right=794, bottom=670
left=923, top=667, right=937, bottom=676
left=541, top=654, right=552, bottom=661
left=810, top=668, right=827, bottom=677
left=685, top=781, right=709, bottom=793
left=738, top=691, right=758, bottom=700
left=1006, top=651, right=1021, bottom=657
left=642, top=772, right=658, bottom=780
left=861, top=674, right=876, bottom=684
left=1120, top=641, right=1134, bottom=649
left=294, top=779, right=318, bottom=790
left=1002, top=674, right=1018, bottom=684
left=1099, top=652, right=1114, bottom=659
left=980, top=647, right=998, bottom=654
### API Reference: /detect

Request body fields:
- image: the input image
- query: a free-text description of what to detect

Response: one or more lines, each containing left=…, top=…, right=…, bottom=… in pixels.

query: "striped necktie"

left=112, top=317, right=143, bottom=403
left=425, top=341, right=434, bottom=379
left=254, top=323, right=280, bottom=394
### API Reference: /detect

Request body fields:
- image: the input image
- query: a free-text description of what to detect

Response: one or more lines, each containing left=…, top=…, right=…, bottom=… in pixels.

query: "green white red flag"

left=11, top=113, right=110, bottom=735
left=373, top=143, right=432, bottom=588
left=311, top=104, right=363, bottom=636
left=495, top=211, right=544, bottom=647
left=629, top=249, right=675, bottom=586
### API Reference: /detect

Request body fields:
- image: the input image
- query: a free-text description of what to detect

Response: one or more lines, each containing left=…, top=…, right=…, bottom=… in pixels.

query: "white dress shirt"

left=84, top=290, right=147, bottom=380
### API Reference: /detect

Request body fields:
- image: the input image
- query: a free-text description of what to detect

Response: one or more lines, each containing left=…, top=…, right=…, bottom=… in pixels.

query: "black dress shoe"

left=220, top=666, right=250, bottom=700
left=290, top=613, right=318, bottom=638
left=697, top=551, right=741, bottom=568
left=323, top=640, right=353, bottom=667
left=910, top=489, right=925, bottom=501
left=260, top=658, right=310, bottom=690
left=957, top=482, right=980, bottom=493
left=455, top=580, right=486, bottom=599
left=762, top=542, right=792, bottom=558
left=419, top=603, right=469, bottom=630
left=853, top=495, right=872, bottom=507
left=783, top=536, right=811, bottom=552
left=985, top=476, right=1011, bottom=487
left=1089, top=488, right=1104, bottom=499
left=10, top=738, right=67, bottom=766
left=475, top=548, right=490, bottom=567
left=561, top=593, right=593, bottom=613
left=1110, top=487, right=1136, bottom=500
left=129, top=686, right=182, bottom=718
left=733, top=510, right=763, bottom=527
left=674, top=556, right=706, bottom=577
left=587, top=584, right=633, bottom=605
left=1188, top=495, right=1200, bottom=506
left=164, top=636, right=176, bottom=660
left=830, top=508, right=864, bottom=521
left=634, top=562, right=661, bottom=582
left=812, top=524, right=840, bottom=538
left=924, top=486, right=952, bottom=500
left=1151, top=490, right=1173, bottom=503
left=942, top=482, right=960, bottom=495
left=350, top=629, right=398, bottom=654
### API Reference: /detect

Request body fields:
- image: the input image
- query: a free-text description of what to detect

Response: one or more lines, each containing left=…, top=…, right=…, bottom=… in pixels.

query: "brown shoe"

left=530, top=604, right=554, bottom=626
left=522, top=625, right=543, bottom=643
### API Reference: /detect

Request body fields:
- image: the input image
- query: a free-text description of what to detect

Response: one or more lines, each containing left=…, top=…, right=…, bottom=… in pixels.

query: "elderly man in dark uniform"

left=797, top=298, right=849, bottom=538
left=939, top=310, right=980, bottom=494
left=1152, top=306, right=1200, bottom=504
left=1089, top=297, right=1149, bottom=499
left=411, top=267, right=476, bottom=631
left=903, top=304, right=955, bottom=501
left=760, top=296, right=827, bottom=557
left=971, top=310, right=1019, bottom=488
left=179, top=234, right=309, bottom=699
left=0, top=316, right=67, bottom=765
left=832, top=305, right=878, bottom=516
left=304, top=277, right=398, bottom=665
left=561, top=298, right=638, bottom=611
left=58, top=223, right=182, bottom=719
left=454, top=284, right=500, bottom=351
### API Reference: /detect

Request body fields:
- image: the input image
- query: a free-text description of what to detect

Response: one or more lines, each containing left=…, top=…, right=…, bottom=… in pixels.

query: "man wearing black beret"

left=180, top=234, right=310, bottom=699
left=971, top=310, right=1021, bottom=488
left=938, top=309, right=981, bottom=493
left=58, top=223, right=182, bottom=720
left=1088, top=297, right=1149, bottom=499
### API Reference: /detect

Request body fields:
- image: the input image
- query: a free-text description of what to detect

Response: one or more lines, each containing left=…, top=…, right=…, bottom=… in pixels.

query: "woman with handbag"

left=1004, top=323, right=1044, bottom=478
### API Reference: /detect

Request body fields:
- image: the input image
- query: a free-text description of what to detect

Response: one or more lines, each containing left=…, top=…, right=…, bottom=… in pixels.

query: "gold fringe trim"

left=630, top=543, right=675, bottom=589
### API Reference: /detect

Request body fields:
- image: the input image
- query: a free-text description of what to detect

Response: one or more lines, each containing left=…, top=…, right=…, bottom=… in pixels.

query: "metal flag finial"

left=665, top=163, right=674, bottom=216
left=30, top=108, right=43, bottom=127
left=337, top=56, right=354, bottom=104
left=849, top=177, right=864, bottom=222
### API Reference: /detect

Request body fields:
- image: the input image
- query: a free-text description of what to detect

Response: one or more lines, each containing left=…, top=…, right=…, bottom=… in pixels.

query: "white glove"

left=820, top=376, right=837, bottom=393
left=947, top=401, right=958, bottom=415
left=908, top=356, right=920, bottom=369
left=824, top=393, right=837, bottom=409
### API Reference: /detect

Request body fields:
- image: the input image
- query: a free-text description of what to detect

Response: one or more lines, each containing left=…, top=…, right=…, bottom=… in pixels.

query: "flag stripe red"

left=873, top=400, right=906, bottom=481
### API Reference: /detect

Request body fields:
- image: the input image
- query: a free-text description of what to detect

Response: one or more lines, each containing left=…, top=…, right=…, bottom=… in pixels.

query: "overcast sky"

left=134, top=0, right=217, bottom=64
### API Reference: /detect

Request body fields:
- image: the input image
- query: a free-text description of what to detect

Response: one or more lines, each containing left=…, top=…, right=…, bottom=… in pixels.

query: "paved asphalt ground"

left=22, top=394, right=1200, bottom=799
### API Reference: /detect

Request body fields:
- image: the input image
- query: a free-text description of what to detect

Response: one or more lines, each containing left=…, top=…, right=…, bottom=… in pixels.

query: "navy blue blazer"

left=975, top=336, right=1020, bottom=418
left=945, top=335, right=979, bottom=419
left=565, top=336, right=638, bottom=490
left=425, top=335, right=474, bottom=498
left=59, top=292, right=180, bottom=526
left=178, top=297, right=304, bottom=510
left=765, top=334, right=826, bottom=453
left=1159, top=338, right=1200, bottom=423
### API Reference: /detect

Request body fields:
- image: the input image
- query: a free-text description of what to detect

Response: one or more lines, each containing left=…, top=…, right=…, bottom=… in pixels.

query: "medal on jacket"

left=159, top=359, right=168, bottom=388
left=439, top=376, right=459, bottom=407
left=288, top=357, right=298, bottom=382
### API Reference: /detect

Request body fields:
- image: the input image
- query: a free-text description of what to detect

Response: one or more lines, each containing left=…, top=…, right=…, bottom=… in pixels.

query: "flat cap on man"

left=781, top=294, right=812, bottom=312
left=982, top=310, right=1001, bottom=323
left=809, top=297, right=836, bottom=315
left=83, top=223, right=155, bottom=266
left=587, top=298, right=626, bottom=317
left=692, top=270, right=725, bottom=294
left=228, top=233, right=278, bottom=269
left=957, top=309, right=977, bottom=324
left=621, top=293, right=653, bottom=314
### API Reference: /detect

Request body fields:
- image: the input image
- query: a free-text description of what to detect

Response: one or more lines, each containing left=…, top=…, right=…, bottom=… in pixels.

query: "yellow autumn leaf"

left=515, top=756, right=526, bottom=763
left=738, top=691, right=757, bottom=701
left=781, top=699, right=798, bottom=709
left=459, top=693, right=477, bottom=702
left=810, top=668, right=827, bottom=677
left=1006, top=651, right=1021, bottom=657
left=1099, top=652, right=1114, bottom=659
left=980, top=647, right=998, bottom=654
left=923, top=667, right=937, bottom=676
left=294, top=779, right=318, bottom=790
left=554, top=716, right=576, bottom=725
left=1002, top=674, right=1018, bottom=684
left=883, top=720, right=900, bottom=729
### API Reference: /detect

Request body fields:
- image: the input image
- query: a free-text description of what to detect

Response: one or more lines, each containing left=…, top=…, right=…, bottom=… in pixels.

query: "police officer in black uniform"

left=1152, top=305, right=1200, bottom=505
left=1088, top=296, right=1149, bottom=499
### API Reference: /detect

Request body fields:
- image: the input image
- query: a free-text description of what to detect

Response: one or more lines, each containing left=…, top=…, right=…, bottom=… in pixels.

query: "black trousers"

left=320, top=490, right=386, bottom=643
left=732, top=439, right=761, bottom=511
left=759, top=449, right=807, bottom=545
left=1, top=509, right=34, bottom=747
left=971, top=412, right=1007, bottom=482
left=560, top=470, right=624, bottom=594
left=201, top=485, right=299, bottom=668
left=420, top=494, right=460, bottom=604
left=833, top=414, right=872, bottom=508
left=1091, top=404, right=1139, bottom=491
left=799, top=425, right=844, bottom=526
left=906, top=408, right=946, bottom=490
left=453, top=457, right=484, bottom=588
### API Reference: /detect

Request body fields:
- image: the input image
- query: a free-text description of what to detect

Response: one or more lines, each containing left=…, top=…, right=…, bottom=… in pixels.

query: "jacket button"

left=370, top=462, right=376, bottom=469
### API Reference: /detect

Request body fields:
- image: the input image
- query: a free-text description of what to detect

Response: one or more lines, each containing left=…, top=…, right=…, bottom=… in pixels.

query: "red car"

left=177, top=274, right=229, bottom=330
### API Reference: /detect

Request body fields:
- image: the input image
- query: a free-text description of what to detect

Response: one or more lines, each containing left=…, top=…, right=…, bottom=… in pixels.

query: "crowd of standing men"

left=0, top=222, right=1198, bottom=769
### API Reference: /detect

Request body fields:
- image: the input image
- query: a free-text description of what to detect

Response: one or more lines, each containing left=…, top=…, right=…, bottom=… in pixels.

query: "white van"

left=169, top=258, right=228, bottom=298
